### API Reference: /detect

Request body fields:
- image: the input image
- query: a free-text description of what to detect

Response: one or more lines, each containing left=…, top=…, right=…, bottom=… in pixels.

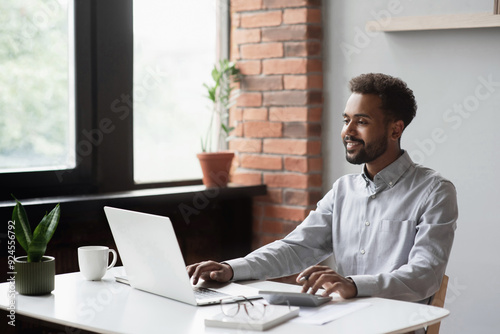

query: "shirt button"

left=371, top=195, right=376, bottom=199
left=360, top=249, right=366, bottom=255
left=365, top=221, right=370, bottom=226
left=389, top=182, right=393, bottom=186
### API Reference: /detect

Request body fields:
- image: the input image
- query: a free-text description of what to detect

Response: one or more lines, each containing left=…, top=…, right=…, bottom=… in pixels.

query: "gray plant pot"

left=14, top=256, right=55, bottom=295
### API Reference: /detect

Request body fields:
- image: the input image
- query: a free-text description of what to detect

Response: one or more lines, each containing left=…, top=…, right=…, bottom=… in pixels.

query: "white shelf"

left=366, top=12, right=500, bottom=32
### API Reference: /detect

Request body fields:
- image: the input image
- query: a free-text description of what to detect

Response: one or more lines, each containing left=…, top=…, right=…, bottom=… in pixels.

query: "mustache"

left=343, top=135, right=364, bottom=144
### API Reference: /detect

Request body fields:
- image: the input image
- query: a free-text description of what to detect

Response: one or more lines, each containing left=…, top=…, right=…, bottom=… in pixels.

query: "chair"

left=426, top=274, right=449, bottom=334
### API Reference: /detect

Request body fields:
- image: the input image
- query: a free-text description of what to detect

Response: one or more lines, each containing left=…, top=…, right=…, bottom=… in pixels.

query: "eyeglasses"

left=220, top=297, right=268, bottom=320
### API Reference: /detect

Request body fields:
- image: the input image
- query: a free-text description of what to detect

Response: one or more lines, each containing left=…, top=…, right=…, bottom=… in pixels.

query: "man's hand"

left=186, top=260, right=234, bottom=285
left=297, top=265, right=358, bottom=299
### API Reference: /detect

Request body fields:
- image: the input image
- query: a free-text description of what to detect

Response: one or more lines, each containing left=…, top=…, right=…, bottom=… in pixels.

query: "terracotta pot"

left=14, top=256, right=55, bottom=295
left=196, top=152, right=234, bottom=187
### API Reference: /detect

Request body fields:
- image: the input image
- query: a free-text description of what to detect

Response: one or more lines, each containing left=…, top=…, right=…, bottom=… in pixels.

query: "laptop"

left=103, top=206, right=260, bottom=306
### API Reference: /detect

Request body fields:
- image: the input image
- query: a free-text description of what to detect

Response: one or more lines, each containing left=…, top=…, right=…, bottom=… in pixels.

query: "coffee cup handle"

left=108, top=249, right=117, bottom=270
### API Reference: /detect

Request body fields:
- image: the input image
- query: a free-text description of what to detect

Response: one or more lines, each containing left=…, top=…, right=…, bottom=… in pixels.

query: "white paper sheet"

left=291, top=301, right=371, bottom=325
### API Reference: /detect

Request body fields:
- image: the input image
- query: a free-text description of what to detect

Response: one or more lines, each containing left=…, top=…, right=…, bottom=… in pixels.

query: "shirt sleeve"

left=350, top=179, right=458, bottom=302
left=225, top=189, right=335, bottom=281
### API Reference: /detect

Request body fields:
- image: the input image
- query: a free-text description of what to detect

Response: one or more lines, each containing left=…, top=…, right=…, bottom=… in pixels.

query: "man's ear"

left=390, top=120, right=405, bottom=141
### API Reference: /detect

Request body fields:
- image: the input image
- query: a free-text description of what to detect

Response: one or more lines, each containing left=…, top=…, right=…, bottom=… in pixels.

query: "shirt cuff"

left=223, top=258, right=253, bottom=281
left=348, top=275, right=380, bottom=297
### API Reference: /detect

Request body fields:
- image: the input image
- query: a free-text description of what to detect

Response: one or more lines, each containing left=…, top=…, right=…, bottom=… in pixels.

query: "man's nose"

left=343, top=121, right=356, bottom=136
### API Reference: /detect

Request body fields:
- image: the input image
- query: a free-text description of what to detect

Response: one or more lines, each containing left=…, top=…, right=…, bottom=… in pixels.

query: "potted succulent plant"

left=197, top=59, right=241, bottom=187
left=11, top=197, right=60, bottom=295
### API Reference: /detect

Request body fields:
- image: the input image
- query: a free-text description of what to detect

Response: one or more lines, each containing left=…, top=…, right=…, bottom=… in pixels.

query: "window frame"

left=1, top=0, right=228, bottom=201
left=0, top=0, right=94, bottom=200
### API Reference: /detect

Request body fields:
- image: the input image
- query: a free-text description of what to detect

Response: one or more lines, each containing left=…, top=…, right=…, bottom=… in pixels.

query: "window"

left=1, top=0, right=226, bottom=200
left=0, top=0, right=75, bottom=173
left=133, top=0, right=217, bottom=183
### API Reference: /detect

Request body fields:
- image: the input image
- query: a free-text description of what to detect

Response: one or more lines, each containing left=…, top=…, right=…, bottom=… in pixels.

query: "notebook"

left=205, top=304, right=300, bottom=331
left=104, top=206, right=261, bottom=306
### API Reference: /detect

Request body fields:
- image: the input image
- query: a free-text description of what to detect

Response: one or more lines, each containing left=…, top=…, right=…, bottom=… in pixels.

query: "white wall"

left=323, top=1, right=500, bottom=332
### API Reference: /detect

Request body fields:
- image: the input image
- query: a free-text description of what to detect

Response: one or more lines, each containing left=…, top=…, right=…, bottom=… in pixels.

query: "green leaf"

left=28, top=204, right=60, bottom=262
left=200, top=136, right=207, bottom=152
left=208, top=88, right=216, bottom=102
left=220, top=123, right=234, bottom=135
left=12, top=198, right=32, bottom=254
left=202, top=58, right=242, bottom=151
left=211, top=66, right=220, bottom=82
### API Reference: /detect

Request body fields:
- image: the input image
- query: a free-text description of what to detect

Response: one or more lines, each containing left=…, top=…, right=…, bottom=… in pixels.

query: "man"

left=187, top=73, right=458, bottom=303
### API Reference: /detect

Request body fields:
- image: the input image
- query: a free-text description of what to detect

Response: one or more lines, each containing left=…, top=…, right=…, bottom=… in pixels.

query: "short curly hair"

left=349, top=73, right=417, bottom=129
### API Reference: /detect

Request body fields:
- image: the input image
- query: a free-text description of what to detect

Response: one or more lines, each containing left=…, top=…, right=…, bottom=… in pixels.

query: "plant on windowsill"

left=11, top=197, right=61, bottom=295
left=197, top=59, right=241, bottom=187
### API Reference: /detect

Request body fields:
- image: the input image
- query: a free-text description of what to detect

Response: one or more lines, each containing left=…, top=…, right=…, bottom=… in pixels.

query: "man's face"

left=341, top=93, right=390, bottom=165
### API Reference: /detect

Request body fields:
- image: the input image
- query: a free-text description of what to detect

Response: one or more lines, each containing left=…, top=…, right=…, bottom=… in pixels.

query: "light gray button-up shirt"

left=226, top=151, right=458, bottom=302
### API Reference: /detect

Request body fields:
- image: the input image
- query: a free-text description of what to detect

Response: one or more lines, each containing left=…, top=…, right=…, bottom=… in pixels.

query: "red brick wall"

left=229, top=0, right=323, bottom=249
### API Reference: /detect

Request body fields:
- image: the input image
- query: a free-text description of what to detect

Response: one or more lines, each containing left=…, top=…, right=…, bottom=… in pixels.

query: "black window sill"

left=0, top=183, right=267, bottom=210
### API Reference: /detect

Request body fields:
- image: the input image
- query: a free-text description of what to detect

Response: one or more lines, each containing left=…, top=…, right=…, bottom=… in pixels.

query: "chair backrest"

left=426, top=274, right=449, bottom=334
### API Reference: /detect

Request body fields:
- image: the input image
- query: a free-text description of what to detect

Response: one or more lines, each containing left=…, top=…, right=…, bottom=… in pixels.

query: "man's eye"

left=343, top=119, right=349, bottom=124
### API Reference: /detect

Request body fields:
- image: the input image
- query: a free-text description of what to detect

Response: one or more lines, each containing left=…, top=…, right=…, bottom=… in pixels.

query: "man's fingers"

left=188, top=261, right=234, bottom=285
left=298, top=265, right=331, bottom=292
left=307, top=272, right=328, bottom=295
left=301, top=270, right=326, bottom=294
left=322, top=281, right=342, bottom=296
left=200, top=272, right=212, bottom=281
left=186, top=264, right=197, bottom=276
left=301, top=268, right=341, bottom=295
left=310, top=274, right=337, bottom=295
left=209, top=270, right=226, bottom=282
left=190, top=261, right=218, bottom=284
left=311, top=275, right=357, bottom=299
left=301, top=280, right=311, bottom=293
left=297, top=265, right=328, bottom=281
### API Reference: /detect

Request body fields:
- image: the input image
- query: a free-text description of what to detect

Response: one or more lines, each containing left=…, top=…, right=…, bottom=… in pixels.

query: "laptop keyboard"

left=193, top=287, right=230, bottom=300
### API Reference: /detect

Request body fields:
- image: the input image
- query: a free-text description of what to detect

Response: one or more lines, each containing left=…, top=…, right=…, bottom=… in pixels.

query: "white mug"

left=78, top=246, right=117, bottom=281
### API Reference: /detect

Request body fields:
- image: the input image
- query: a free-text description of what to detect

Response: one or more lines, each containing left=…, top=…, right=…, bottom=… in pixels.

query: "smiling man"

left=187, top=73, right=458, bottom=304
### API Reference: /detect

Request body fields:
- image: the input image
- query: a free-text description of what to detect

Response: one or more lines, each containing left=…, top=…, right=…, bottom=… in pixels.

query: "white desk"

left=0, top=268, right=449, bottom=334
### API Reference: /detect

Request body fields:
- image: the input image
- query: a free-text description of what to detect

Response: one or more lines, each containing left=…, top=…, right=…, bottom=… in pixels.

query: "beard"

left=344, top=133, right=388, bottom=165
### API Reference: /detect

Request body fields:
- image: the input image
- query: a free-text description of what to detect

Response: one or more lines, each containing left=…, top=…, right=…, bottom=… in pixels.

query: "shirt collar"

left=361, top=150, right=413, bottom=188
